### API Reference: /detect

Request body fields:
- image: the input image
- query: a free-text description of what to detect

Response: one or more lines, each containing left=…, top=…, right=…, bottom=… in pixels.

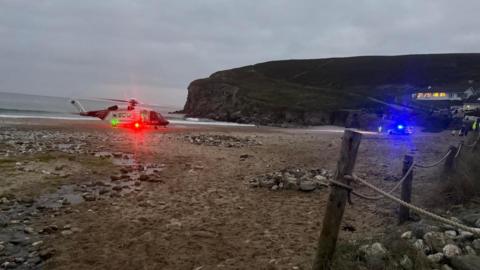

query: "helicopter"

left=70, top=98, right=169, bottom=129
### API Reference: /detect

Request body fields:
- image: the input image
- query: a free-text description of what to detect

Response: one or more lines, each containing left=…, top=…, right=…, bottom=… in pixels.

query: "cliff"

left=182, top=53, right=480, bottom=125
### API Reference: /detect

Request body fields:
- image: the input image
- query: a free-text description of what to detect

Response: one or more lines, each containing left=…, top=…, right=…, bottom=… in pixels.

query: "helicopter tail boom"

left=70, top=99, right=87, bottom=113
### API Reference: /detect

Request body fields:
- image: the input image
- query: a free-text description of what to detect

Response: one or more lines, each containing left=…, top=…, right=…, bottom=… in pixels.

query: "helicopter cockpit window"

left=150, top=111, right=159, bottom=121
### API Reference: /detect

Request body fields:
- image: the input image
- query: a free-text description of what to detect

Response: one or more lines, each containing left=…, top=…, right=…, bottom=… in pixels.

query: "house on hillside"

left=411, top=87, right=476, bottom=101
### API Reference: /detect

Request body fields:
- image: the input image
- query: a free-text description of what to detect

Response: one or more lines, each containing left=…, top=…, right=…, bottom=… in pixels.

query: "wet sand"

left=0, top=118, right=462, bottom=269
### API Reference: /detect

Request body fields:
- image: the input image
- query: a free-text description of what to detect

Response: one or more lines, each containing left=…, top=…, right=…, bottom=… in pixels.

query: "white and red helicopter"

left=70, top=98, right=169, bottom=129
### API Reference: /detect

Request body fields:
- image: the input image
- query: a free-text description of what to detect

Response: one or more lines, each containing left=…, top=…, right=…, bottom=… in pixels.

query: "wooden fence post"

left=312, top=130, right=362, bottom=270
left=398, top=155, right=414, bottom=224
left=443, top=145, right=458, bottom=174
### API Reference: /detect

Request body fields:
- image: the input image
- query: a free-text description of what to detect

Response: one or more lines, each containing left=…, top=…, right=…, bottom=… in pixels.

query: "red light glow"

left=134, top=122, right=140, bottom=128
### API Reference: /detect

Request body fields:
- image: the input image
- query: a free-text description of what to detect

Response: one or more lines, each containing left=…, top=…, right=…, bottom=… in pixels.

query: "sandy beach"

left=0, top=118, right=465, bottom=269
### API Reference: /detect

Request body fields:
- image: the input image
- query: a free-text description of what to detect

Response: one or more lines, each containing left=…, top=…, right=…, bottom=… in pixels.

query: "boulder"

left=458, top=230, right=474, bottom=241
left=358, top=242, right=388, bottom=269
left=411, top=222, right=440, bottom=239
left=450, top=255, right=480, bottom=270
left=472, top=239, right=480, bottom=250
left=424, top=232, right=451, bottom=253
left=283, top=176, right=298, bottom=190
left=465, top=246, right=477, bottom=255
left=399, top=255, right=413, bottom=270
left=427, top=252, right=445, bottom=264
left=299, top=180, right=316, bottom=192
left=413, top=239, right=430, bottom=254
left=443, top=244, right=462, bottom=258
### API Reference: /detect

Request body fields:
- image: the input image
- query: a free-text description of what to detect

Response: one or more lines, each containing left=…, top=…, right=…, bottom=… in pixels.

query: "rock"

left=450, top=255, right=480, bottom=270
left=411, top=222, right=440, bottom=239
left=399, top=255, right=413, bottom=270
left=313, top=175, right=329, bottom=187
left=427, top=252, right=445, bottom=264
left=461, top=214, right=480, bottom=226
left=441, top=264, right=453, bottom=270
left=401, top=231, right=413, bottom=239
left=358, top=242, right=388, bottom=269
left=39, top=248, right=56, bottom=260
left=139, top=174, right=149, bottom=181
left=0, top=197, right=10, bottom=204
left=413, top=239, right=430, bottom=254
left=61, top=230, right=73, bottom=236
left=23, top=227, right=34, bottom=234
left=1, top=262, right=17, bottom=269
left=32, top=241, right=43, bottom=247
left=458, top=230, right=474, bottom=241
left=444, top=230, right=457, bottom=238
left=40, top=224, right=58, bottom=234
left=82, top=193, right=96, bottom=201
left=110, top=175, right=121, bottom=181
left=475, top=218, right=480, bottom=228
left=9, top=234, right=29, bottom=245
left=112, top=186, right=122, bottom=191
left=271, top=185, right=279, bottom=191
left=472, top=239, right=480, bottom=250
left=0, top=214, right=9, bottom=227
left=299, top=180, right=316, bottom=192
left=443, top=244, right=462, bottom=258
left=283, top=176, right=298, bottom=190
left=424, top=232, right=451, bottom=253
left=465, top=246, right=477, bottom=255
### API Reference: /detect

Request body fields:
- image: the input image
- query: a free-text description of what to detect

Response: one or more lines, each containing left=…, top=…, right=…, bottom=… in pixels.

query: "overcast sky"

left=0, top=1, right=479, bottom=107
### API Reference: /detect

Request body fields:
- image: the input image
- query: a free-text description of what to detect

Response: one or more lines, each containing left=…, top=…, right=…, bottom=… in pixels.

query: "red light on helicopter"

left=134, top=122, right=140, bottom=129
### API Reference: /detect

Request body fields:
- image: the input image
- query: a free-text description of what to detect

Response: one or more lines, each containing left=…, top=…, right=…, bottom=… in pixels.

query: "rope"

left=414, top=149, right=452, bottom=168
left=455, top=142, right=463, bottom=158
left=329, top=163, right=415, bottom=201
left=464, top=134, right=480, bottom=148
left=348, top=174, right=480, bottom=236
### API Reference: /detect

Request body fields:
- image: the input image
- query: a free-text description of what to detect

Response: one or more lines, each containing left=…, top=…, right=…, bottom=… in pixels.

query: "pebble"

left=23, top=227, right=34, bottom=234
left=39, top=248, right=56, bottom=260
left=32, top=241, right=43, bottom=247
left=401, top=231, right=412, bottom=239
left=139, top=174, right=150, bottom=181
left=61, top=230, right=73, bottom=236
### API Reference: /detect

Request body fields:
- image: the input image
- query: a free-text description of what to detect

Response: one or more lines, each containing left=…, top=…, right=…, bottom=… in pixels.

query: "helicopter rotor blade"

left=94, top=98, right=130, bottom=103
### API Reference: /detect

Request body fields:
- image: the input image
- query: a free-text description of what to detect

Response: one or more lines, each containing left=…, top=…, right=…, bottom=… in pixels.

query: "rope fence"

left=314, top=130, right=480, bottom=269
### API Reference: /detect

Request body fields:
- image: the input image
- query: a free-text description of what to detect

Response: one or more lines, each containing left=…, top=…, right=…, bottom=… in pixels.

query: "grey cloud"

left=0, top=0, right=479, bottom=107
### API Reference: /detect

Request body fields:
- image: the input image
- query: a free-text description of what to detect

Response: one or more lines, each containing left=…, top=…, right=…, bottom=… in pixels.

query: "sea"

left=0, top=92, right=256, bottom=127
left=0, top=92, right=179, bottom=120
